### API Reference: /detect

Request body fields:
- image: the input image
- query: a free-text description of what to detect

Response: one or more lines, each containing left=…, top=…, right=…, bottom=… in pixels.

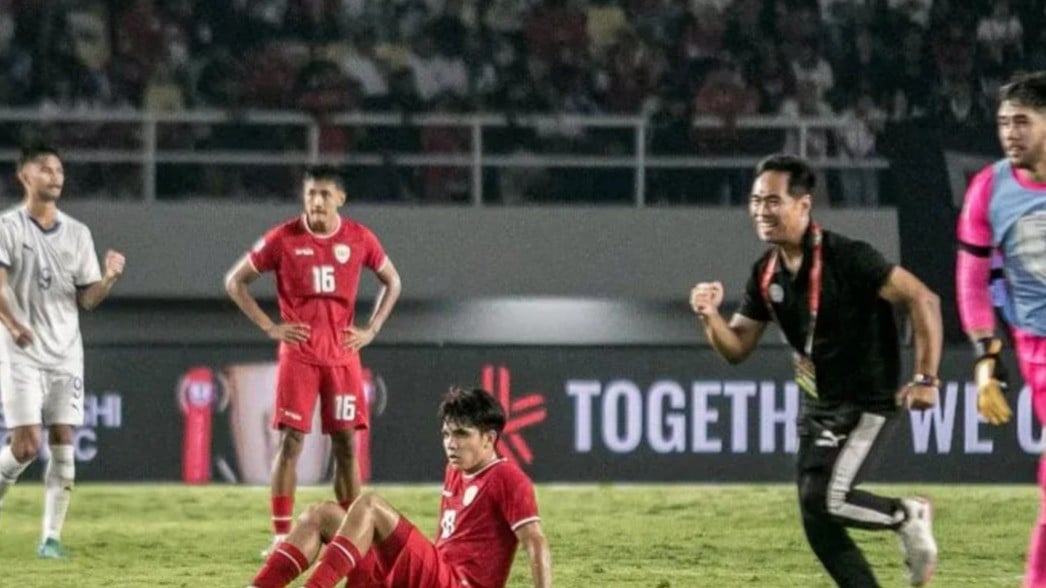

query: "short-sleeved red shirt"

left=436, top=459, right=540, bottom=588
left=249, top=215, right=386, bottom=366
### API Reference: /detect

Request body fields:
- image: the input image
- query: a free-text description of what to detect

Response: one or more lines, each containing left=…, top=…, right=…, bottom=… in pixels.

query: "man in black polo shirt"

left=690, top=154, right=943, bottom=587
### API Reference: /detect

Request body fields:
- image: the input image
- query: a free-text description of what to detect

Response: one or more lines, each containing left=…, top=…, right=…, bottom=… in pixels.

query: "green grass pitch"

left=0, top=483, right=1035, bottom=586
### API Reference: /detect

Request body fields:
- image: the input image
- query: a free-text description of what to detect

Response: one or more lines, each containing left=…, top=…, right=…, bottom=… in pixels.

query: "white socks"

left=0, top=444, right=33, bottom=504
left=42, top=444, right=74, bottom=541
left=0, top=443, right=78, bottom=542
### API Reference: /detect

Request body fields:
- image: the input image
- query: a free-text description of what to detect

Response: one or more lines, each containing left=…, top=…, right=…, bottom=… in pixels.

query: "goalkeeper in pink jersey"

left=956, top=72, right=1046, bottom=588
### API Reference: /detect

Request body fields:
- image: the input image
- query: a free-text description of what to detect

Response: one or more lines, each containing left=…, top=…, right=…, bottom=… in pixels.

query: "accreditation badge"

left=794, top=354, right=818, bottom=398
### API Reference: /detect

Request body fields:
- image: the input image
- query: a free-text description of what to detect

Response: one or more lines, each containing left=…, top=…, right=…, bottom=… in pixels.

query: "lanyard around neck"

left=759, top=223, right=823, bottom=357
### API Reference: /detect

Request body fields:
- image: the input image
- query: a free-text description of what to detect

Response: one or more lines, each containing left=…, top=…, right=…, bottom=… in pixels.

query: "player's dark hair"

left=18, top=143, right=62, bottom=169
left=303, top=165, right=346, bottom=192
left=999, top=71, right=1046, bottom=110
left=753, top=153, right=816, bottom=197
left=438, top=387, right=506, bottom=439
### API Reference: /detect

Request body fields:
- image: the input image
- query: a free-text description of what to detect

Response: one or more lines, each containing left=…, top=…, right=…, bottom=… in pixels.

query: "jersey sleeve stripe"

left=246, top=255, right=261, bottom=274
left=510, top=516, right=541, bottom=531
left=958, top=240, right=993, bottom=257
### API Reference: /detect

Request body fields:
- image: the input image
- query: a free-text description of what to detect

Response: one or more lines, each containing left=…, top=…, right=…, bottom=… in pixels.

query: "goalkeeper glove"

left=973, top=336, right=1011, bottom=425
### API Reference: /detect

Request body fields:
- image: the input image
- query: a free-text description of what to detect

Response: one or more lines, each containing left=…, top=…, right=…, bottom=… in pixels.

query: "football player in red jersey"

left=225, top=165, right=402, bottom=555
left=248, top=387, right=552, bottom=588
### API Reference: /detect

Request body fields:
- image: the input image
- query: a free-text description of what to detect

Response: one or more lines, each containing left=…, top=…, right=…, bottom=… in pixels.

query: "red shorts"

left=272, top=358, right=368, bottom=434
left=374, top=517, right=463, bottom=588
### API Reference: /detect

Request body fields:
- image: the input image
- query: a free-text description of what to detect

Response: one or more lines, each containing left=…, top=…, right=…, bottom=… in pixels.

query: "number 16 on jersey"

left=312, top=265, right=335, bottom=293
left=335, top=395, right=356, bottom=421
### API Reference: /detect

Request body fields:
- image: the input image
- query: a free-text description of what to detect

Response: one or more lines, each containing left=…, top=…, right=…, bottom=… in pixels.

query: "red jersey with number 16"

left=249, top=215, right=387, bottom=366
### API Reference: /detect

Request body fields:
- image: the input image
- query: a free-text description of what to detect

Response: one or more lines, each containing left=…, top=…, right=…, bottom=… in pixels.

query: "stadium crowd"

left=0, top=0, right=1038, bottom=203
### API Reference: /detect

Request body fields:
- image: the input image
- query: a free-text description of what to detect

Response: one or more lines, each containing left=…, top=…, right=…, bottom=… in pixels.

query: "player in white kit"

left=0, top=145, right=125, bottom=558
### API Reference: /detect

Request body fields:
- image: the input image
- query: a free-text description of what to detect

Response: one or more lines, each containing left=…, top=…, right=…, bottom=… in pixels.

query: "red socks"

left=271, top=495, right=294, bottom=534
left=305, top=536, right=361, bottom=588
left=252, top=542, right=309, bottom=588
left=345, top=550, right=382, bottom=587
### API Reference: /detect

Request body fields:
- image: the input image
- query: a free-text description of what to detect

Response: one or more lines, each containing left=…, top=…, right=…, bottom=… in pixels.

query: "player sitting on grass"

left=247, top=386, right=552, bottom=588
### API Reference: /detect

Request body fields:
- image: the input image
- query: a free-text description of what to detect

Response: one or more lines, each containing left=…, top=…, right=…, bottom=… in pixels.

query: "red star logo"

left=481, top=364, right=547, bottom=467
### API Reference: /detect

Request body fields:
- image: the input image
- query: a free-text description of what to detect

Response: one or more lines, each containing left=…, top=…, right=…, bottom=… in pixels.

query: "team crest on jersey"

left=463, top=485, right=479, bottom=506
left=768, top=283, right=784, bottom=303
left=333, top=244, right=351, bottom=264
left=37, top=267, right=53, bottom=290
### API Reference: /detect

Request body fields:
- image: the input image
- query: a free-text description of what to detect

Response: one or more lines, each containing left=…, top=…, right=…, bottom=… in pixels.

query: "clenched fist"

left=690, top=281, right=725, bottom=321
left=104, top=249, right=126, bottom=281
left=897, top=383, right=937, bottom=411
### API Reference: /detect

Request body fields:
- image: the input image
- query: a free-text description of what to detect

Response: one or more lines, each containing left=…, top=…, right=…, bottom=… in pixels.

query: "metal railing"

left=0, top=108, right=889, bottom=206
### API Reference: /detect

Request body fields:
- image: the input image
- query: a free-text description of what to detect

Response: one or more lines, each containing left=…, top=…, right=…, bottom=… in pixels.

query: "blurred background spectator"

left=0, top=0, right=1037, bottom=204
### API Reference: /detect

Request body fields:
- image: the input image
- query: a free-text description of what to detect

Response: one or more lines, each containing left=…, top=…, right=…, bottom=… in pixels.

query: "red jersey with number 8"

left=436, top=458, right=541, bottom=588
left=249, top=215, right=386, bottom=366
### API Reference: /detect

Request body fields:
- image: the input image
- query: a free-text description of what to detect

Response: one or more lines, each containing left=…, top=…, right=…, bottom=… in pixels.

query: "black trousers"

left=796, top=410, right=905, bottom=588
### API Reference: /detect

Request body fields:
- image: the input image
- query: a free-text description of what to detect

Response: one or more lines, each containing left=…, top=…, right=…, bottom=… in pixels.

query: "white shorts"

left=0, top=362, right=85, bottom=428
